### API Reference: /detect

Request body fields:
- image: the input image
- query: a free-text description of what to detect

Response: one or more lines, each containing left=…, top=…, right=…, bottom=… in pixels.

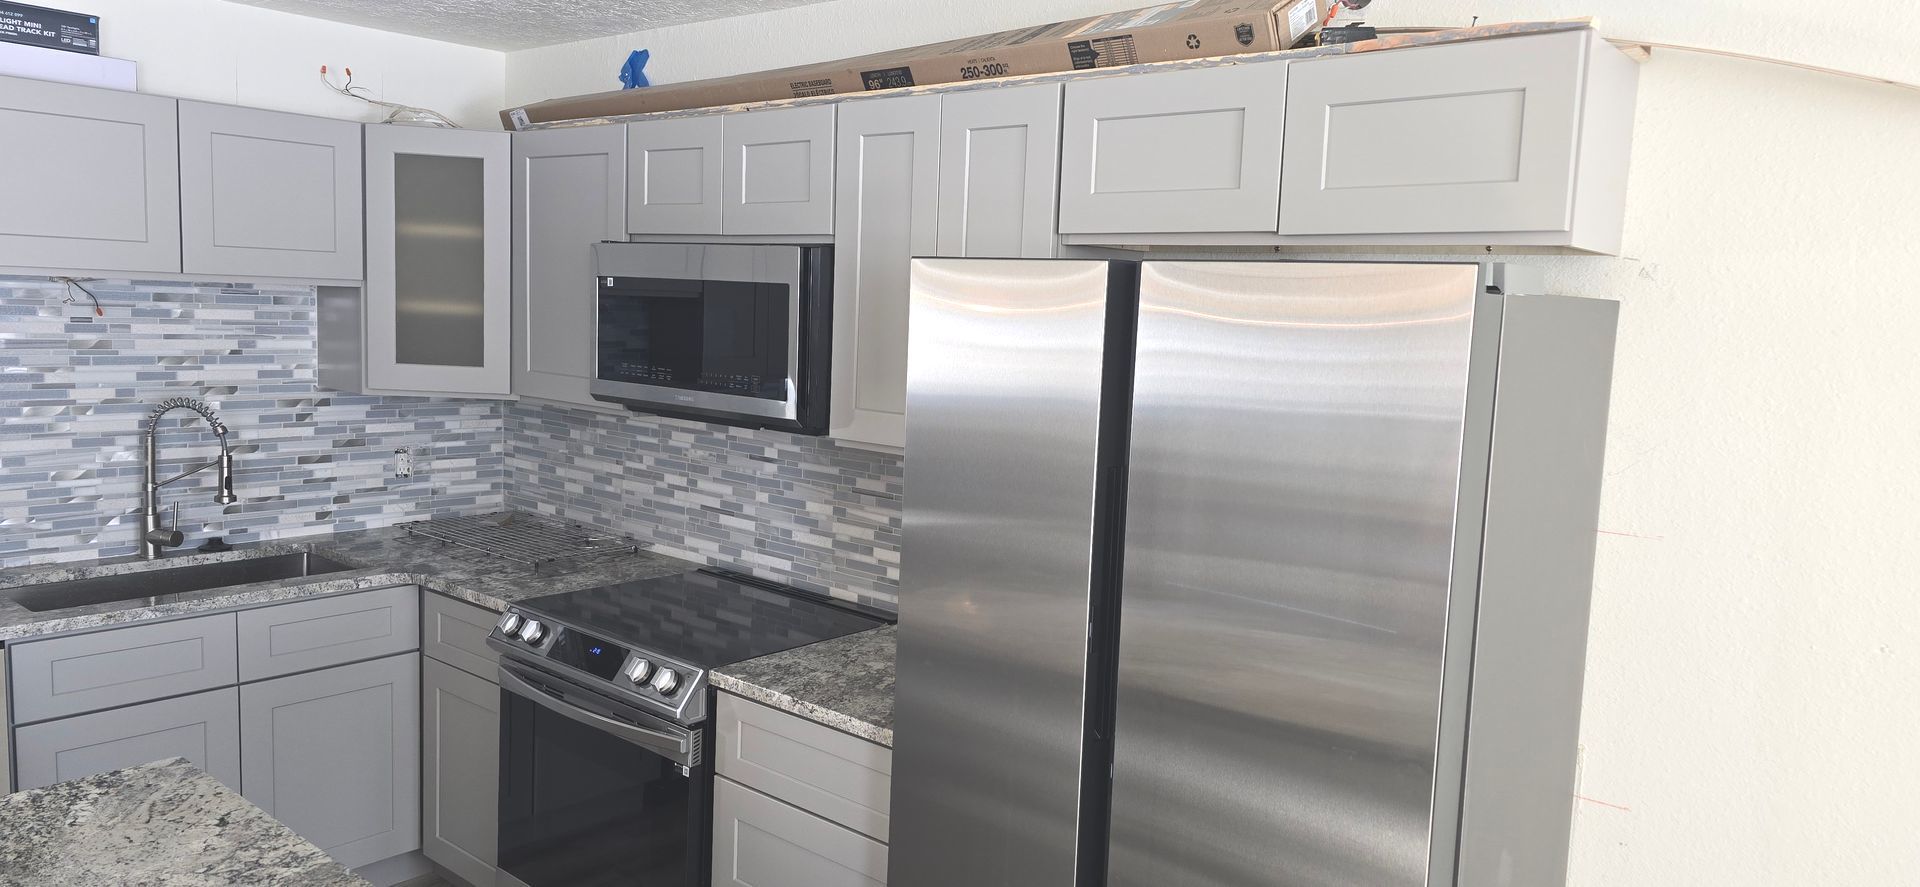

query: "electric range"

left=484, top=567, right=889, bottom=887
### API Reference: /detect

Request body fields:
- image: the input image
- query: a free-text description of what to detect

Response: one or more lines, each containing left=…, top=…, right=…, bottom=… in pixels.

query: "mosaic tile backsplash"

left=1, top=276, right=904, bottom=608
left=0, top=277, right=505, bottom=567
left=505, top=403, right=904, bottom=609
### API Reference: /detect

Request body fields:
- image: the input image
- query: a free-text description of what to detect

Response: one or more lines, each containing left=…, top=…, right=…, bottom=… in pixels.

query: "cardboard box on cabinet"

left=504, top=0, right=1330, bottom=128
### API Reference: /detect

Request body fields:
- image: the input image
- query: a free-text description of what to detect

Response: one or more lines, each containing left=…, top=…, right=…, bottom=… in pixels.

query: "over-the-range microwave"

left=591, top=242, right=833, bottom=435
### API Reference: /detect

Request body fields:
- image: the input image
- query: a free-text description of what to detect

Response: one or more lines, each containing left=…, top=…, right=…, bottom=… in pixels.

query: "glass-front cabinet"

left=335, top=124, right=511, bottom=396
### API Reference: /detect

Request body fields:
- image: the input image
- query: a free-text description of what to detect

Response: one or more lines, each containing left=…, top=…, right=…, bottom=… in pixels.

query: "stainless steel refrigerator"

left=891, top=259, right=1617, bottom=887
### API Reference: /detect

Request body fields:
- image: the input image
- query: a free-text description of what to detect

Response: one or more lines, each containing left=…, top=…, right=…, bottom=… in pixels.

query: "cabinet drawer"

left=1279, top=30, right=1589, bottom=236
left=716, top=692, right=892, bottom=842
left=714, top=776, right=887, bottom=887
left=13, top=687, right=241, bottom=792
left=422, top=591, right=500, bottom=681
left=8, top=613, right=238, bottom=723
left=1059, top=62, right=1288, bottom=234
left=238, top=585, right=419, bottom=681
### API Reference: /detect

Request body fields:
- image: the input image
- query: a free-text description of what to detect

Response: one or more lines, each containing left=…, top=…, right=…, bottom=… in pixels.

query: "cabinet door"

left=513, top=124, right=628, bottom=408
left=714, top=776, right=888, bottom=887
left=628, top=115, right=723, bottom=234
left=716, top=693, right=892, bottom=841
left=1059, top=63, right=1287, bottom=234
left=723, top=105, right=836, bottom=235
left=421, top=656, right=499, bottom=886
left=240, top=653, right=421, bottom=869
left=829, top=94, right=939, bottom=449
left=364, top=125, right=512, bottom=395
left=0, top=656, right=9, bottom=794
left=179, top=101, right=364, bottom=279
left=936, top=82, right=1061, bottom=259
left=0, top=75, right=180, bottom=273
left=14, top=688, right=241, bottom=792
left=1279, top=30, right=1586, bottom=235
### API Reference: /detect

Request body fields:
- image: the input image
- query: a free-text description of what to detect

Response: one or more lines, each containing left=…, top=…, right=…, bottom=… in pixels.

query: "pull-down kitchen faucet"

left=140, top=397, right=238, bottom=559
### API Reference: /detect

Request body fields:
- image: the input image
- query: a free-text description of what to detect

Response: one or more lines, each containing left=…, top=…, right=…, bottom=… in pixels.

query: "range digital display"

left=551, top=629, right=629, bottom=680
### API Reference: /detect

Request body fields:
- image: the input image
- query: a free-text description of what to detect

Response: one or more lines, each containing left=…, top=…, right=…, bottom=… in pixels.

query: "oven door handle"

left=498, top=663, right=695, bottom=764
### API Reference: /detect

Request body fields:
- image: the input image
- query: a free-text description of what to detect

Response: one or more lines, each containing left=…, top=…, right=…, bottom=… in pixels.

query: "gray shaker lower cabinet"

left=0, top=654, right=10, bottom=794
left=714, top=776, right=888, bottom=887
left=13, top=687, right=242, bottom=792
left=421, top=656, right=499, bottom=886
left=240, top=652, right=422, bottom=870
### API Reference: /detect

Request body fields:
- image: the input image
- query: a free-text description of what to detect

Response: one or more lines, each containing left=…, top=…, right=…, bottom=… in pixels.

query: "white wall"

left=82, top=0, right=505, bottom=128
left=506, top=2, right=1920, bottom=884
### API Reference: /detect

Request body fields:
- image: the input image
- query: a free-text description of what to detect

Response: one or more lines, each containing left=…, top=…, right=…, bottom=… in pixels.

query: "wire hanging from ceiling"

left=320, top=65, right=461, bottom=127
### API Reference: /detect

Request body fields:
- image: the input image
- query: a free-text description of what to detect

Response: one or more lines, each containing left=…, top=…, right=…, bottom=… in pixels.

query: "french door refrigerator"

left=891, top=259, right=1617, bottom=887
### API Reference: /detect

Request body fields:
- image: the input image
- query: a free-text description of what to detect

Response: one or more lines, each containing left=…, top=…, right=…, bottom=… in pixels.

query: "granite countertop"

left=0, top=511, right=895, bottom=746
left=0, top=757, right=368, bottom=886
left=712, top=624, right=896, bottom=747
left=0, top=513, right=691, bottom=642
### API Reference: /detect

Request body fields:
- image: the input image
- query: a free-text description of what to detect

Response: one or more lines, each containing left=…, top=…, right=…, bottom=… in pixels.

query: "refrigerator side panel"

left=1111, top=261, right=1482, bottom=887
left=1455, top=294, right=1619, bottom=887
left=891, top=259, right=1123, bottom=887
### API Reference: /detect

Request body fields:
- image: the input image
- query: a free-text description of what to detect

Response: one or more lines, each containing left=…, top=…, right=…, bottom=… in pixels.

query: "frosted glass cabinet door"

left=0, top=75, right=180, bottom=273
left=936, top=83, right=1061, bottom=258
left=364, top=124, right=512, bottom=395
left=830, top=94, right=940, bottom=449
left=1059, top=62, right=1288, bottom=234
left=178, top=101, right=364, bottom=280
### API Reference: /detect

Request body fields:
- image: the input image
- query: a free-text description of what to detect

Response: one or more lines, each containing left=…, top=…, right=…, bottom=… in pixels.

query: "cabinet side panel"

left=1456, top=294, right=1618, bottom=887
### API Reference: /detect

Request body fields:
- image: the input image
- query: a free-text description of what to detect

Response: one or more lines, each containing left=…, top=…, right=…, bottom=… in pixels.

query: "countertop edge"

left=709, top=671, right=895, bottom=748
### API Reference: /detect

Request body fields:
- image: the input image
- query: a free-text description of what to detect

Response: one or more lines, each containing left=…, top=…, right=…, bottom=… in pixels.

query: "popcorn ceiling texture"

left=0, top=277, right=505, bottom=568
left=223, top=0, right=838, bottom=51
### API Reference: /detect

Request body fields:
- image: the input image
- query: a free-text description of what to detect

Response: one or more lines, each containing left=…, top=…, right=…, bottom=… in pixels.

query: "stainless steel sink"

left=3, top=553, right=358, bottom=613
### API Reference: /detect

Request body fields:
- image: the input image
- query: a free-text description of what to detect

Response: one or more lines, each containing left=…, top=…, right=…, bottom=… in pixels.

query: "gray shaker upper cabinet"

left=723, top=104, right=837, bottom=235
left=627, top=114, right=723, bottom=235
left=1278, top=29, right=1639, bottom=253
left=936, top=82, right=1062, bottom=258
left=829, top=93, right=940, bottom=450
left=513, top=123, right=628, bottom=409
left=1058, top=62, right=1289, bottom=235
left=0, top=75, right=180, bottom=274
left=178, top=101, right=364, bottom=280
left=359, top=124, right=512, bottom=396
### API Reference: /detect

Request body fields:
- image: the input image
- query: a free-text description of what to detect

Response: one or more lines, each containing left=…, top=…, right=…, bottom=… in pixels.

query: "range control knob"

left=517, top=619, right=546, bottom=645
left=497, top=613, right=522, bottom=636
left=650, top=668, right=680, bottom=697
left=625, top=659, right=654, bottom=685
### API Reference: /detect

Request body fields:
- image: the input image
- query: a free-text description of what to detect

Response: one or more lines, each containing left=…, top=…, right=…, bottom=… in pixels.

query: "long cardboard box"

left=504, top=0, right=1329, bottom=129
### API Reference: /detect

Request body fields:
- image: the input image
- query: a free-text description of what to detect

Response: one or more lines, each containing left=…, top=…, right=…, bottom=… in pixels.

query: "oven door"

left=590, top=242, right=832, bottom=434
left=497, top=661, right=708, bottom=887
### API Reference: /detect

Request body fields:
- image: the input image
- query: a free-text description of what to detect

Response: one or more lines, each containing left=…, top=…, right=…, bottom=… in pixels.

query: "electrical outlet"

left=393, top=447, right=415, bottom=478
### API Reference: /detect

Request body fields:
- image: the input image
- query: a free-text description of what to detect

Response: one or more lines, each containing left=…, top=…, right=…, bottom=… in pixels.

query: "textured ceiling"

left=221, top=0, right=839, bottom=51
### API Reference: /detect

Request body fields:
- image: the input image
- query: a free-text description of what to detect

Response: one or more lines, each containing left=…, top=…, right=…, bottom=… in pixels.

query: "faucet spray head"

left=214, top=448, right=237, bottom=505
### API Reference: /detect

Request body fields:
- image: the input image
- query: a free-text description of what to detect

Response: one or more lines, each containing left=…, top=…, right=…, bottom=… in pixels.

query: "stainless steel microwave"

left=590, top=242, right=832, bottom=435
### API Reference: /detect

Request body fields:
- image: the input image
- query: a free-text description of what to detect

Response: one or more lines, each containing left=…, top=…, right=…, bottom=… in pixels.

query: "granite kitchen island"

left=0, top=757, right=368, bottom=887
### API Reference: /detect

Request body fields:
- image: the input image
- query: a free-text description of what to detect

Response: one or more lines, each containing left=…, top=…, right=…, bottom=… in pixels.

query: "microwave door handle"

left=498, top=664, right=694, bottom=763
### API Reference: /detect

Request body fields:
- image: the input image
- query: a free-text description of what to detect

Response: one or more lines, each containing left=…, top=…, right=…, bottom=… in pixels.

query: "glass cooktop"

left=513, top=569, right=888, bottom=670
